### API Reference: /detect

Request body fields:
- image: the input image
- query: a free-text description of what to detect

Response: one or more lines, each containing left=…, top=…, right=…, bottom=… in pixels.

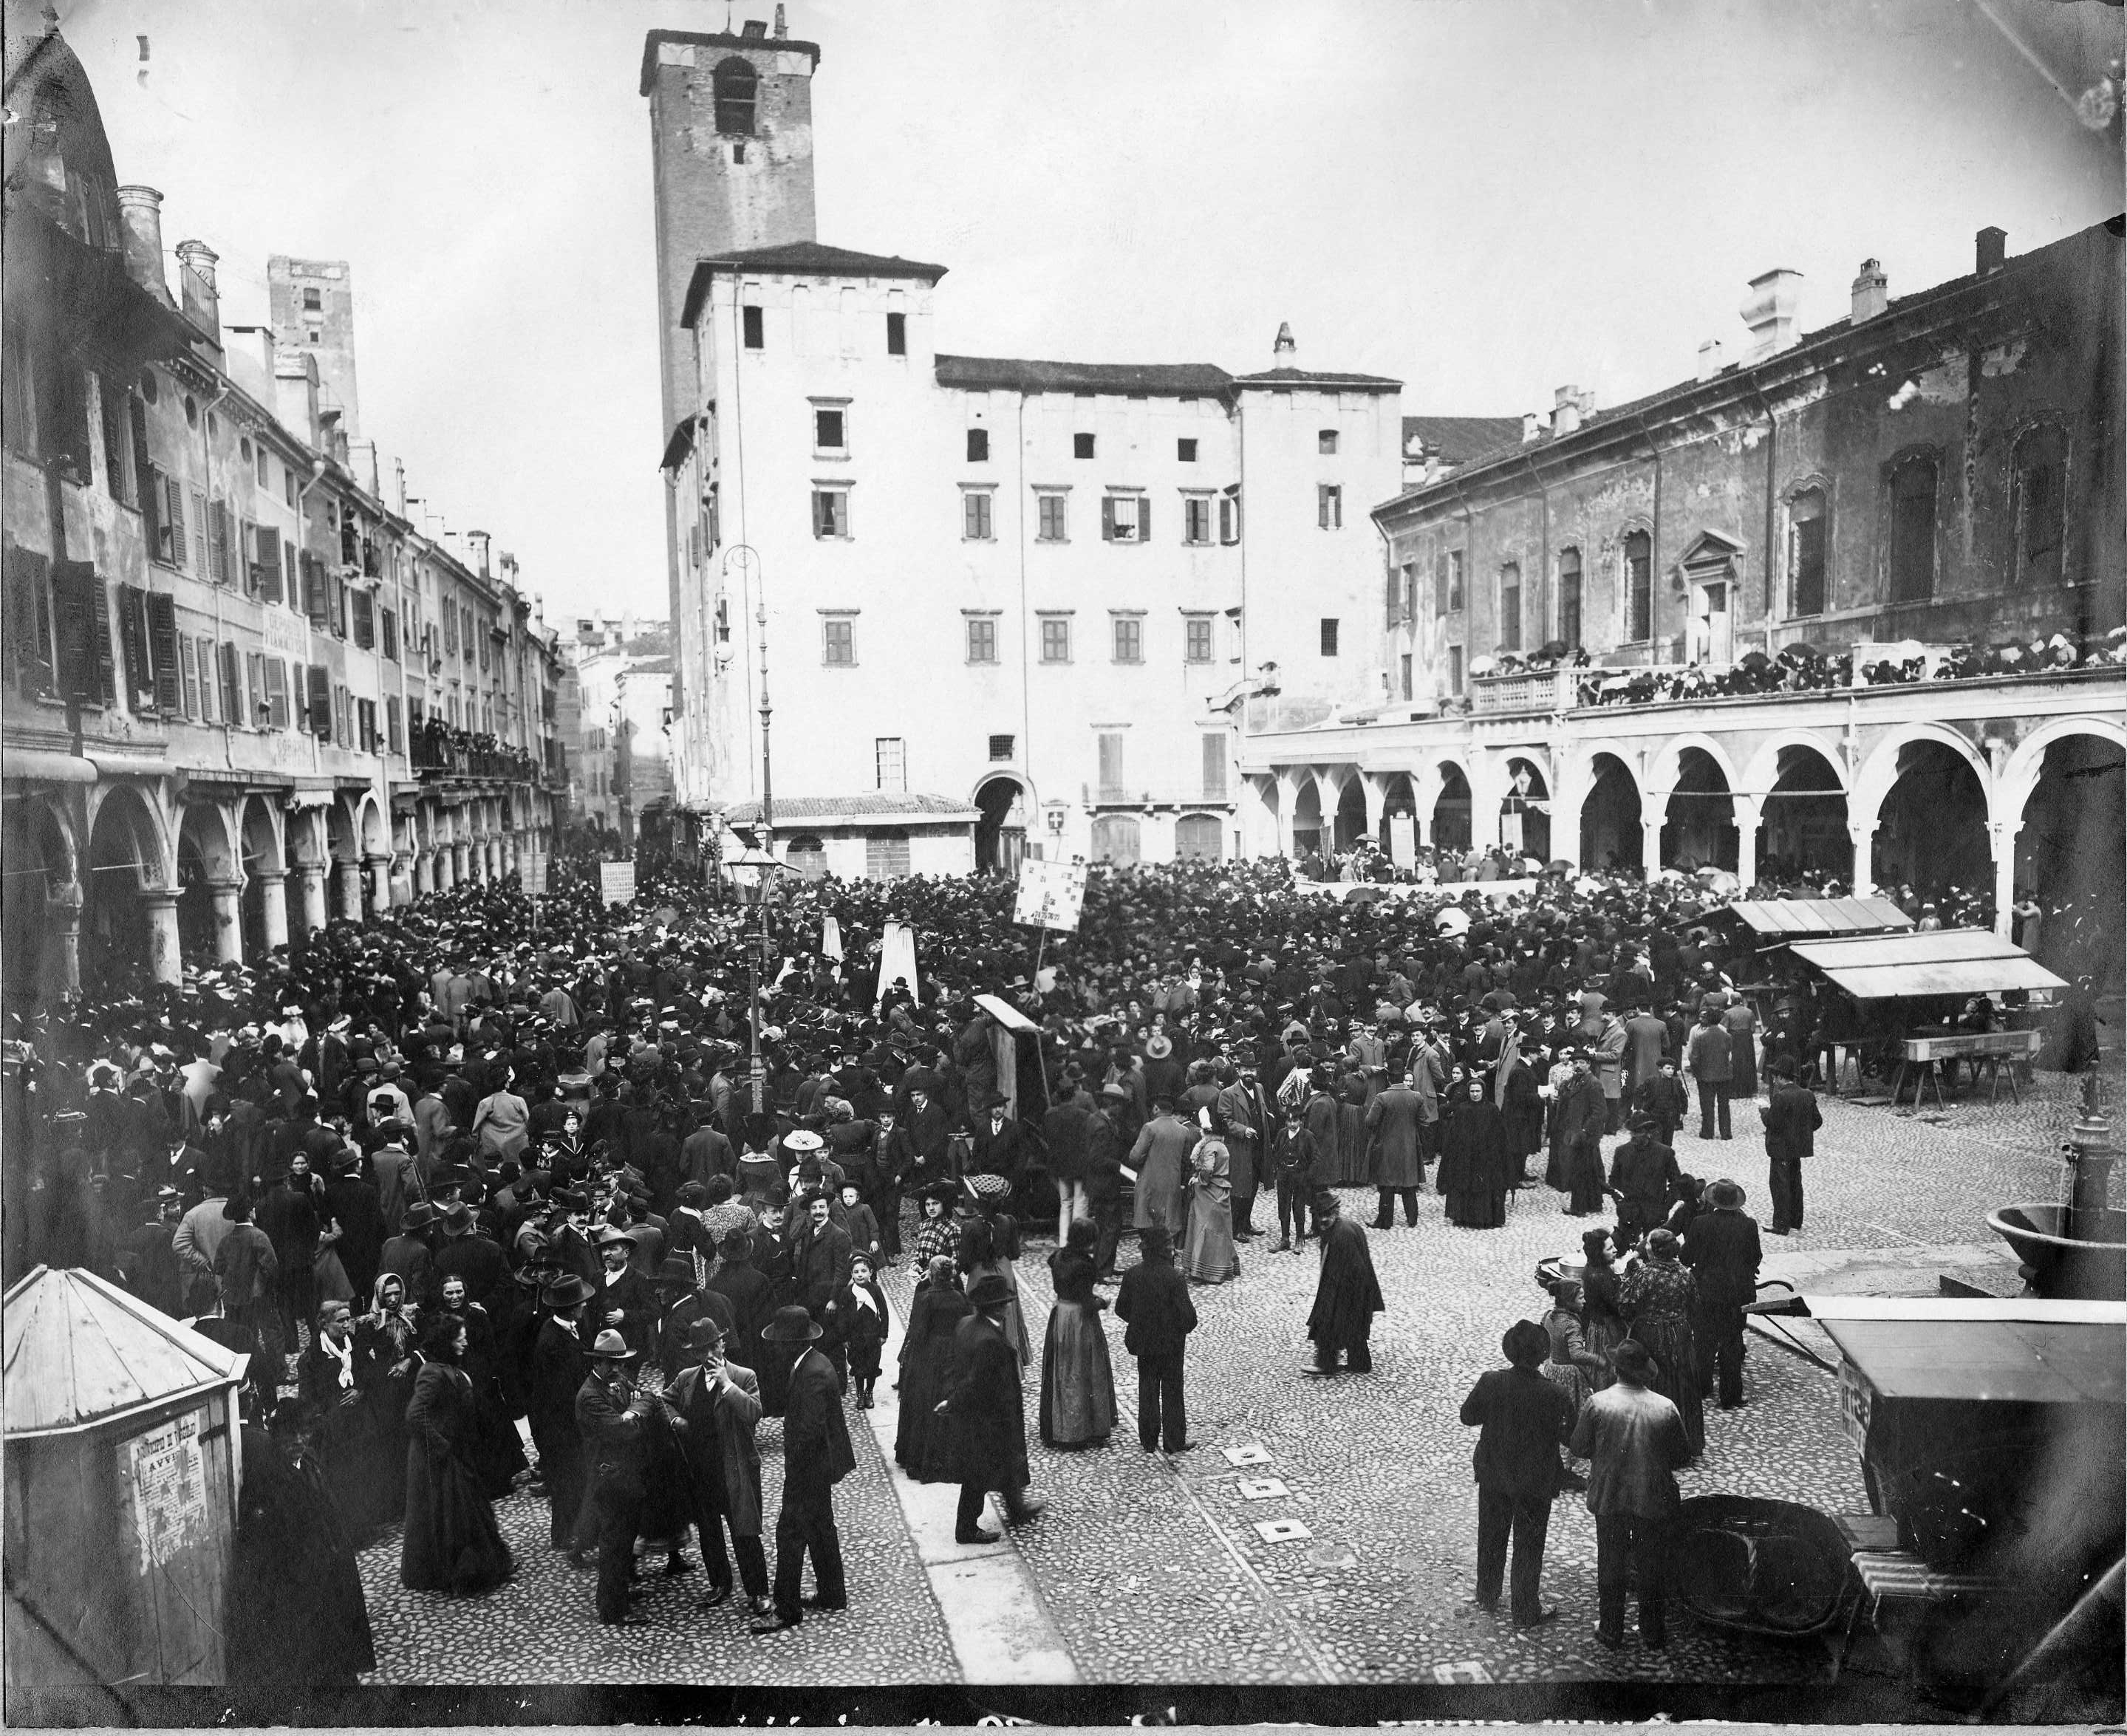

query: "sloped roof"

left=936, top=355, right=1232, bottom=398
left=1788, top=928, right=2066, bottom=1000
left=724, top=793, right=979, bottom=824
left=1719, top=896, right=1914, bottom=938
left=1232, top=364, right=1402, bottom=392
left=1402, top=416, right=1524, bottom=462
left=682, top=242, right=948, bottom=325
left=4, top=1266, right=247, bottom=1438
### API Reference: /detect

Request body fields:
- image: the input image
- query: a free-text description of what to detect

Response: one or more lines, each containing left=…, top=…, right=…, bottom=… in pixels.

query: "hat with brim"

left=759, top=1304, right=823, bottom=1344
left=1611, top=1339, right=1654, bottom=1380
left=586, top=1328, right=638, bottom=1361
left=782, top=1130, right=824, bottom=1154
left=683, top=1316, right=726, bottom=1353
left=965, top=1172, right=1011, bottom=1200
left=656, top=1254, right=697, bottom=1288
left=966, top=1273, right=1014, bottom=1312
left=539, top=1274, right=597, bottom=1310
left=1503, top=1319, right=1550, bottom=1367
left=400, top=1201, right=436, bottom=1229
left=595, top=1225, right=638, bottom=1250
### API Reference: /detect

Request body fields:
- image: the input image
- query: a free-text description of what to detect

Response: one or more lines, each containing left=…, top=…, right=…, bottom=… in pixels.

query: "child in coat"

left=839, top=1182, right=882, bottom=1271
left=1635, top=1060, right=1690, bottom=1146
left=843, top=1252, right=889, bottom=1409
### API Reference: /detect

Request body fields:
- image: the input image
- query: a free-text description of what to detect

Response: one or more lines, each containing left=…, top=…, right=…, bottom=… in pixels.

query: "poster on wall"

left=126, top=1410, right=209, bottom=1572
left=599, top=860, right=636, bottom=906
left=1387, top=813, right=1416, bottom=868
left=1013, top=857, right=1088, bottom=932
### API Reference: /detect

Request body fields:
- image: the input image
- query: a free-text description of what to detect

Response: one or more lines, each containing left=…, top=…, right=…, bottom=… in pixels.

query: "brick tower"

left=641, top=10, right=820, bottom=444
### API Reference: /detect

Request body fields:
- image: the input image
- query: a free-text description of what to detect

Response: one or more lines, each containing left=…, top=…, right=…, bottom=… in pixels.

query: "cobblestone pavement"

left=355, top=1072, right=2102, bottom=1686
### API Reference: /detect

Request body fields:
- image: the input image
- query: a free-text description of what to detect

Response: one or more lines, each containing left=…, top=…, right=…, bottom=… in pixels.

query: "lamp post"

left=725, top=844, right=782, bottom=1114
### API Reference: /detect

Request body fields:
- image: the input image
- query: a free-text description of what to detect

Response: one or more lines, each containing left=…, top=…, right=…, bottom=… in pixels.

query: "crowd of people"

left=0, top=840, right=2095, bottom=1679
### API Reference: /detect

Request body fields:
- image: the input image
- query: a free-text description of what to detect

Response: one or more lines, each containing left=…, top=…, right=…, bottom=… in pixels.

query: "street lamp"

left=725, top=844, right=785, bottom=1113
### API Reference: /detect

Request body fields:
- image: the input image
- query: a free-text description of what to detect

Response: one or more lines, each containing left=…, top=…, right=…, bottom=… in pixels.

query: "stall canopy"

left=2, top=1266, right=247, bottom=1438
left=1786, top=928, right=2067, bottom=1001
left=1721, top=896, right=1915, bottom=939
left=1811, top=1297, right=2124, bottom=1407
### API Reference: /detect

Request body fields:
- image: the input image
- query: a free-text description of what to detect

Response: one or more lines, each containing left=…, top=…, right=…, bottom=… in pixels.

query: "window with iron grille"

left=1624, top=530, right=1652, bottom=640
left=989, top=734, right=1014, bottom=762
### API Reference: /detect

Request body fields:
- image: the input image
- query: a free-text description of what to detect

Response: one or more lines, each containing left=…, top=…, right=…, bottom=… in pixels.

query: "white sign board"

left=126, top=1410, right=208, bottom=1571
left=522, top=852, right=549, bottom=896
left=599, top=860, right=636, bottom=906
left=1013, top=857, right=1088, bottom=932
left=1387, top=812, right=1416, bottom=869
left=875, top=919, right=919, bottom=1007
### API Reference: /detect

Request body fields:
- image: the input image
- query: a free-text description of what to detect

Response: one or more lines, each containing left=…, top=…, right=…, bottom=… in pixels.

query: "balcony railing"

left=1469, top=665, right=1578, bottom=714
left=411, top=722, right=539, bottom=783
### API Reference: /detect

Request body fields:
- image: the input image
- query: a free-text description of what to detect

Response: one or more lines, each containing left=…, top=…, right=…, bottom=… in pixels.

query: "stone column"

left=207, top=878, right=245, bottom=964
left=254, top=869, right=290, bottom=951
left=486, top=837, right=503, bottom=881
left=143, top=889, right=182, bottom=986
left=1642, top=813, right=1667, bottom=878
left=292, top=864, right=328, bottom=936
left=1989, top=819, right=2022, bottom=938
left=413, top=851, right=432, bottom=898
left=1847, top=819, right=1876, bottom=897
left=436, top=847, right=456, bottom=892
left=454, top=841, right=473, bottom=884
left=52, top=880, right=83, bottom=997
left=1732, top=796, right=1764, bottom=892
left=1359, top=773, right=1388, bottom=852
left=335, top=858, right=364, bottom=921
left=366, top=854, right=392, bottom=915
left=1275, top=772, right=1303, bottom=858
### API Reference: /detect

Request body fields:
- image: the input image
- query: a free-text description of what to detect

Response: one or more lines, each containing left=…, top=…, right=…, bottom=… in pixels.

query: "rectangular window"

left=1037, top=493, right=1067, bottom=541
left=191, top=488, right=208, bottom=572
left=966, top=616, right=997, bottom=663
left=812, top=488, right=850, bottom=539
left=207, top=498, right=232, bottom=583
left=214, top=643, right=239, bottom=723
left=1318, top=429, right=1339, bottom=455
left=380, top=607, right=399, bottom=662
left=1112, top=615, right=1142, bottom=663
left=1218, top=493, right=1240, bottom=544
left=242, top=651, right=264, bottom=727
left=1183, top=496, right=1212, bottom=545
left=1399, top=652, right=1413, bottom=700
left=147, top=592, right=180, bottom=714
left=963, top=491, right=994, bottom=540
left=284, top=468, right=296, bottom=508
left=180, top=635, right=199, bottom=718
left=1498, top=563, right=1521, bottom=652
left=885, top=311, right=906, bottom=355
left=1449, top=646, right=1464, bottom=694
left=1102, top=494, right=1144, bottom=543
left=1558, top=547, right=1583, bottom=648
left=117, top=584, right=151, bottom=708
left=1789, top=493, right=1826, bottom=617
left=1177, top=438, right=1198, bottom=462
left=1319, top=618, right=1339, bottom=657
left=1096, top=731, right=1124, bottom=801
left=198, top=638, right=220, bottom=722
left=813, top=407, right=845, bottom=452
left=966, top=428, right=989, bottom=462
left=1890, top=457, right=1936, bottom=603
left=1318, top=485, right=1342, bottom=529
left=264, top=657, right=290, bottom=730
left=98, top=376, right=135, bottom=507
left=742, top=304, right=764, bottom=349
left=864, top=832, right=911, bottom=879
left=250, top=524, right=283, bottom=602
left=358, top=697, right=378, bottom=753
left=875, top=737, right=906, bottom=792
left=351, top=587, right=375, bottom=649
left=1450, top=550, right=1465, bottom=612
left=255, top=446, right=269, bottom=489
left=386, top=694, right=404, bottom=753
left=1625, top=529, right=1653, bottom=640
left=989, top=734, right=1015, bottom=762
left=1201, top=732, right=1227, bottom=799
left=1073, top=432, right=1095, bottom=460
left=1184, top=615, right=1214, bottom=663
left=822, top=617, right=855, bottom=665
left=1039, top=617, right=1071, bottom=663
left=302, top=287, right=322, bottom=312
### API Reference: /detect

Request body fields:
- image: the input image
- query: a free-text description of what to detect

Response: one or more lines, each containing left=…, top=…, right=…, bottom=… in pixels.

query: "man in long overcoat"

left=937, top=1272, right=1048, bottom=1543
left=1113, top=1224, right=1198, bottom=1452
left=1759, top=1060, right=1821, bottom=1234
left=1305, top=1192, right=1385, bottom=1376
left=1365, top=1068, right=1428, bottom=1229
left=1607, top=1113, right=1679, bottom=1247
left=754, top=1305, right=857, bottom=1631
left=1681, top=1178, right=1763, bottom=1407
left=528, top=1277, right=593, bottom=1554
left=668, top=1317, right=770, bottom=1617
left=1459, top=1319, right=1574, bottom=1628
left=1124, top=1096, right=1200, bottom=1234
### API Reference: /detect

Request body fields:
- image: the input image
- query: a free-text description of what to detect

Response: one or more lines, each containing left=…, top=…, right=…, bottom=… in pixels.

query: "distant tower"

left=641, top=11, right=820, bottom=442
left=267, top=256, right=361, bottom=440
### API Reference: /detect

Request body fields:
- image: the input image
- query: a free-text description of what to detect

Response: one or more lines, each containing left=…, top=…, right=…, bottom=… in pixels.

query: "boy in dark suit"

left=1458, top=1319, right=1574, bottom=1628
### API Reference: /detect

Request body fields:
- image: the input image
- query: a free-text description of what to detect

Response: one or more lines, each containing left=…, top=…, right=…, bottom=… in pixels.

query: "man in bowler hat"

left=1458, top=1319, right=1574, bottom=1628
left=754, top=1304, right=856, bottom=1632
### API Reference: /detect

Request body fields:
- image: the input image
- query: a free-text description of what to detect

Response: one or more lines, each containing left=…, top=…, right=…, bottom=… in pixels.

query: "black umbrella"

left=1779, top=640, right=1834, bottom=664
left=1540, top=638, right=1571, bottom=659
left=1738, top=649, right=1774, bottom=673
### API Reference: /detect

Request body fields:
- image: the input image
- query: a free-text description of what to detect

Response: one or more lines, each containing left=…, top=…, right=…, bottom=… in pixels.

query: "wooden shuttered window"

left=148, top=592, right=181, bottom=714
left=380, top=607, right=397, bottom=662
left=117, top=584, right=152, bottom=707
left=216, top=642, right=241, bottom=724
left=129, top=397, right=154, bottom=522
left=351, top=587, right=375, bottom=649
left=301, top=552, right=330, bottom=625
left=307, top=663, right=332, bottom=739
left=386, top=694, right=403, bottom=753
left=263, top=657, right=290, bottom=729
left=52, top=563, right=115, bottom=705
left=248, top=522, right=283, bottom=601
left=180, top=635, right=199, bottom=718
left=147, top=469, right=186, bottom=569
left=209, top=500, right=235, bottom=584
left=4, top=543, right=55, bottom=696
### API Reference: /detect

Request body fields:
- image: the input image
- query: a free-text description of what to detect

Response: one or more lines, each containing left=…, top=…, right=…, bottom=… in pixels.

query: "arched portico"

left=3, top=793, right=81, bottom=1005
left=83, top=782, right=176, bottom=989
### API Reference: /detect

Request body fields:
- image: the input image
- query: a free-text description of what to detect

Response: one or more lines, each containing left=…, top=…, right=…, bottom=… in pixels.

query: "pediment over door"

left=1674, top=527, right=1747, bottom=588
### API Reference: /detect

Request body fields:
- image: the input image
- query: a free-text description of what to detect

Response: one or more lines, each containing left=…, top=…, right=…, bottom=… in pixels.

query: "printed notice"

left=599, top=860, right=636, bottom=906
left=128, top=1411, right=208, bottom=1571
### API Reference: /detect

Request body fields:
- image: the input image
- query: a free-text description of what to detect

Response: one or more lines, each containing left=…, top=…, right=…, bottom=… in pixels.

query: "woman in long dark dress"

left=1039, top=1220, right=1116, bottom=1449
left=1436, top=1079, right=1510, bottom=1228
left=1577, top=1227, right=1628, bottom=1388
left=1619, top=1229, right=1704, bottom=1458
left=352, top=1272, right=423, bottom=1523
left=400, top=1318, right=516, bottom=1595
left=228, top=1409, right=376, bottom=1686
left=298, top=1298, right=397, bottom=1542
left=894, top=1257, right=972, bottom=1481
left=434, top=1275, right=528, bottom=1499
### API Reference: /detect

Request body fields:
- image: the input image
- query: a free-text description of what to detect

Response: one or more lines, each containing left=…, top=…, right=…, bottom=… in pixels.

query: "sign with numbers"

left=599, top=859, right=636, bottom=906
left=1012, top=856, right=1088, bottom=932
left=1837, top=1357, right=1874, bottom=1450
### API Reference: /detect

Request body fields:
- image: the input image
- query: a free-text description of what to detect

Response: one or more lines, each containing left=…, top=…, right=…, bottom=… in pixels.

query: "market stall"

left=4, top=1266, right=249, bottom=1688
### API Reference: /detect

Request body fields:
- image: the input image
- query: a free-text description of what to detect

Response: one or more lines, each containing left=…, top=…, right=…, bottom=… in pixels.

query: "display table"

left=1894, top=1028, right=2042, bottom=1107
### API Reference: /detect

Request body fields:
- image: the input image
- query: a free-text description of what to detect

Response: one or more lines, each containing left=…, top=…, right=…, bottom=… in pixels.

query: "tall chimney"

left=1520, top=411, right=1540, bottom=444
left=115, top=186, right=171, bottom=304
left=1272, top=321, right=1297, bottom=363
left=468, top=530, right=493, bottom=579
left=275, top=348, right=320, bottom=448
left=1851, top=257, right=1888, bottom=323
left=1976, top=226, right=2007, bottom=275
left=1740, top=267, right=1803, bottom=360
left=774, top=3, right=788, bottom=37
left=1697, top=338, right=1725, bottom=381
left=175, top=239, right=220, bottom=346
left=1551, top=385, right=1582, bottom=437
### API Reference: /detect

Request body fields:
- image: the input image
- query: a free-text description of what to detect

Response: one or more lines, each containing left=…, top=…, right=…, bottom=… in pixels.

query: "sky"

left=55, top=0, right=2124, bottom=621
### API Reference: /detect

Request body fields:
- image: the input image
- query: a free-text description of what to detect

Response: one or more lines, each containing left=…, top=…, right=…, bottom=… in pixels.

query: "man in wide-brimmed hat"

left=1569, top=1339, right=1691, bottom=1652
left=1681, top=1178, right=1762, bottom=1409
left=595, top=1223, right=655, bottom=1356
left=753, top=1305, right=856, bottom=1633
left=575, top=1327, right=659, bottom=1626
left=935, top=1272, right=1049, bottom=1544
left=1458, top=1320, right=1574, bottom=1630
